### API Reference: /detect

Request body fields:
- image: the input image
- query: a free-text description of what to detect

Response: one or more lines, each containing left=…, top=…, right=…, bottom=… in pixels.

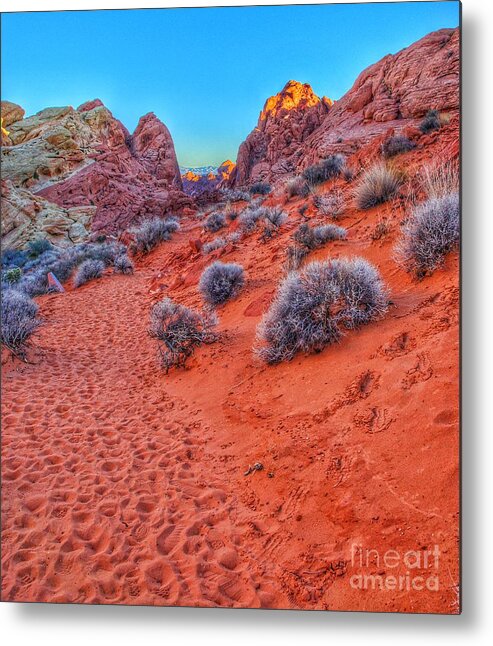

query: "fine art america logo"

left=349, top=544, right=440, bottom=592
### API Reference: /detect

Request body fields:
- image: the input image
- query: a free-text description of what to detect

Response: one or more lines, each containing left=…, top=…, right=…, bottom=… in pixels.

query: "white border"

left=2, top=1, right=493, bottom=644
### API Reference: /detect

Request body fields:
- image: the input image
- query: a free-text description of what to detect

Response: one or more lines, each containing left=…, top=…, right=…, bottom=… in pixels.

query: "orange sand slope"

left=1, top=140, right=459, bottom=614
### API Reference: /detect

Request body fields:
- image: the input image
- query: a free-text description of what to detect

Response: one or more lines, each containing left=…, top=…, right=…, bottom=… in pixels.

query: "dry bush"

left=285, top=245, right=309, bottom=271
left=113, top=254, right=134, bottom=275
left=313, top=190, right=344, bottom=219
left=381, top=135, right=416, bottom=158
left=204, top=211, right=227, bottom=233
left=256, top=258, right=388, bottom=363
left=302, top=154, right=346, bottom=186
left=293, top=222, right=347, bottom=250
left=199, top=261, right=245, bottom=306
left=149, top=298, right=217, bottom=373
left=419, top=109, right=441, bottom=134
left=371, top=217, right=392, bottom=241
left=285, top=176, right=310, bottom=199
left=354, top=163, right=402, bottom=210
left=396, top=193, right=459, bottom=278
left=1, top=288, right=42, bottom=359
left=249, top=182, right=271, bottom=195
left=420, top=160, right=459, bottom=199
left=73, top=259, right=105, bottom=287
left=129, top=217, right=180, bottom=254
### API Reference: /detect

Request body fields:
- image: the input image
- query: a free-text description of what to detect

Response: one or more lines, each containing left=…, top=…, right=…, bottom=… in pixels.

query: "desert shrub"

left=1, top=248, right=28, bottom=269
left=3, top=267, right=22, bottom=284
left=381, top=135, right=416, bottom=158
left=396, top=193, right=459, bottom=278
left=285, top=245, right=309, bottom=271
left=221, top=188, right=251, bottom=203
left=239, top=205, right=264, bottom=232
left=263, top=206, right=288, bottom=229
left=285, top=176, right=310, bottom=199
left=199, top=261, right=245, bottom=306
left=204, top=211, right=227, bottom=233
left=302, top=154, right=345, bottom=186
left=419, top=109, right=441, bottom=134
left=113, top=253, right=134, bottom=275
left=202, top=237, right=227, bottom=255
left=371, top=217, right=392, bottom=241
left=420, top=160, right=459, bottom=199
left=73, top=259, right=105, bottom=287
left=354, top=163, right=402, bottom=210
left=148, top=298, right=217, bottom=373
left=256, top=258, right=388, bottom=363
left=293, top=223, right=346, bottom=250
left=224, top=203, right=238, bottom=221
left=87, top=241, right=126, bottom=266
left=239, top=205, right=287, bottom=236
left=18, top=270, right=50, bottom=297
left=129, top=216, right=180, bottom=254
left=313, top=190, right=344, bottom=219
left=27, top=238, right=53, bottom=259
left=1, top=288, right=42, bottom=359
left=227, top=231, right=242, bottom=245
left=249, top=182, right=271, bottom=195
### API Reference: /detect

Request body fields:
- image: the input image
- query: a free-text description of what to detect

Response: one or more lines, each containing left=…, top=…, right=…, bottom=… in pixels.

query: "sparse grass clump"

left=293, top=222, right=346, bottom=250
left=27, top=238, right=53, bottom=259
left=3, top=267, right=22, bottom=285
left=73, top=259, right=105, bottom=287
left=285, top=176, right=310, bottom=200
left=249, top=182, right=271, bottom=195
left=149, top=298, right=217, bottom=373
left=419, top=109, right=441, bottom=134
left=302, top=154, right=345, bottom=186
left=354, top=163, right=402, bottom=210
left=221, top=188, right=251, bottom=203
left=239, top=205, right=287, bottom=236
left=371, top=217, right=392, bottom=241
left=202, top=237, right=227, bottom=255
left=285, top=245, right=309, bottom=271
left=396, top=193, right=459, bottom=278
left=256, top=258, right=388, bottom=363
left=381, top=135, right=416, bottom=158
left=420, top=160, right=459, bottom=199
left=199, top=261, right=245, bottom=306
left=1, top=248, right=28, bottom=270
left=204, top=211, right=227, bottom=233
left=113, top=253, right=134, bottom=275
left=1, top=288, right=42, bottom=359
left=313, top=190, right=344, bottom=219
left=129, top=216, right=180, bottom=255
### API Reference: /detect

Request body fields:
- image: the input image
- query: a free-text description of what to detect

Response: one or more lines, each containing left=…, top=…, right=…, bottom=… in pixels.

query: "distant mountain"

left=181, top=160, right=236, bottom=199
left=179, top=165, right=217, bottom=176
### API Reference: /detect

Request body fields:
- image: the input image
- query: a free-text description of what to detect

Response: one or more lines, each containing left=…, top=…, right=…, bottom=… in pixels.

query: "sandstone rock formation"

left=230, top=28, right=459, bottom=186
left=230, top=80, right=332, bottom=186
left=1, top=180, right=94, bottom=249
left=0, top=99, right=192, bottom=237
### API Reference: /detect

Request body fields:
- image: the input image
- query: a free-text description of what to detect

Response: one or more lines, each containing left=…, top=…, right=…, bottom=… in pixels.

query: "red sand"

left=1, top=145, right=459, bottom=612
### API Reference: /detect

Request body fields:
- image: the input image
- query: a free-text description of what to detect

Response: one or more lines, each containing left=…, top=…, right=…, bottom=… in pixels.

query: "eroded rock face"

left=230, top=28, right=459, bottom=186
left=1, top=180, right=94, bottom=249
left=131, top=113, right=182, bottom=188
left=1, top=101, right=25, bottom=128
left=299, top=27, right=460, bottom=167
left=230, top=80, right=332, bottom=186
left=1, top=99, right=192, bottom=236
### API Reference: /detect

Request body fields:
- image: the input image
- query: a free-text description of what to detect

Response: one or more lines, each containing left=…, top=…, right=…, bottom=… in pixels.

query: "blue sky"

left=1, top=2, right=459, bottom=166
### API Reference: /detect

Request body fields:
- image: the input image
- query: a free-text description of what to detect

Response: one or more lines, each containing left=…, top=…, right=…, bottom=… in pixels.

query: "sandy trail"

left=1, top=268, right=281, bottom=607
